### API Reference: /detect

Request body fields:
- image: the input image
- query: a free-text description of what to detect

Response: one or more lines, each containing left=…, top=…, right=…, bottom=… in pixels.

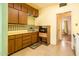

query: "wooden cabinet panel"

left=8, top=7, right=18, bottom=24
left=8, top=39, right=15, bottom=55
left=32, top=8, right=36, bottom=17
left=23, top=33, right=31, bottom=37
left=8, top=3, right=14, bottom=8
left=23, top=33, right=31, bottom=48
left=32, top=9, right=39, bottom=17
left=22, top=4, right=28, bottom=13
left=23, top=42, right=31, bottom=48
left=19, top=11, right=27, bottom=24
left=14, top=3, right=22, bottom=10
left=27, top=6, right=33, bottom=16
left=35, top=9, right=39, bottom=17
left=31, top=32, right=38, bottom=44
left=15, top=37, right=22, bottom=51
left=8, top=35, right=15, bottom=55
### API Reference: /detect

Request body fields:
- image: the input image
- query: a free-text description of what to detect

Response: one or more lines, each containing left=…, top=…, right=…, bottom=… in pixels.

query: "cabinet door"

left=19, top=11, right=27, bottom=24
left=31, top=32, right=38, bottom=44
left=23, top=37, right=31, bottom=48
left=8, top=39, right=15, bottom=55
left=14, top=3, right=21, bottom=10
left=15, top=37, right=22, bottom=52
left=23, top=33, right=31, bottom=48
left=27, top=6, right=33, bottom=16
left=32, top=8, right=36, bottom=17
left=35, top=9, right=39, bottom=17
left=22, top=4, right=28, bottom=13
left=8, top=3, right=14, bottom=8
left=8, top=7, right=18, bottom=24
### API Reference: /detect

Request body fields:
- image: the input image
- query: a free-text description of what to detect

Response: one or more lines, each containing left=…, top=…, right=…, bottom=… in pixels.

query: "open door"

left=56, top=11, right=71, bottom=44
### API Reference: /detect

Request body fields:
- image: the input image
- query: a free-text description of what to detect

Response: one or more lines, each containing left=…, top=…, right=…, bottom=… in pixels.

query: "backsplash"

left=8, top=24, right=39, bottom=31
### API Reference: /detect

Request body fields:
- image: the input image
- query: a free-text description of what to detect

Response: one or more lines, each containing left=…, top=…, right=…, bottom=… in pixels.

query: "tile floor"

left=11, top=40, right=74, bottom=56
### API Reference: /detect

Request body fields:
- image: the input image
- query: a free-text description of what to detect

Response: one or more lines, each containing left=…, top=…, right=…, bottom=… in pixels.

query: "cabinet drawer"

left=23, top=33, right=31, bottom=37
left=23, top=36, right=31, bottom=40
left=23, top=39, right=31, bottom=44
left=8, top=35, right=15, bottom=39
left=16, top=34, right=22, bottom=38
left=23, top=42, right=31, bottom=48
left=32, top=32, right=38, bottom=35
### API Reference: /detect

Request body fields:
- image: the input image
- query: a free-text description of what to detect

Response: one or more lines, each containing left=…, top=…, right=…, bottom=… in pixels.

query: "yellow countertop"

left=8, top=30, right=38, bottom=36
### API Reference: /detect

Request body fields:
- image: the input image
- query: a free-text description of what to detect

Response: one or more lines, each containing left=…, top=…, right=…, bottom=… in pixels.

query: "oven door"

left=39, top=28, right=47, bottom=33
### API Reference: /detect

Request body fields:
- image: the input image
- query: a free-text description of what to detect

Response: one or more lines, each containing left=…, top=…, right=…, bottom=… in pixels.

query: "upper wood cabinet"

left=8, top=7, right=18, bottom=24
left=8, top=3, right=39, bottom=24
left=27, top=5, right=33, bottom=15
left=14, top=3, right=22, bottom=10
left=35, top=9, right=39, bottom=17
left=22, top=4, right=28, bottom=13
left=19, top=11, right=27, bottom=24
left=32, top=8, right=39, bottom=17
left=8, top=3, right=14, bottom=8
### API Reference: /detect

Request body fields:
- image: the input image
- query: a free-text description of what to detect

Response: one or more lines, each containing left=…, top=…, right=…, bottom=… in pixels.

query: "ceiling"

left=27, top=3, right=58, bottom=10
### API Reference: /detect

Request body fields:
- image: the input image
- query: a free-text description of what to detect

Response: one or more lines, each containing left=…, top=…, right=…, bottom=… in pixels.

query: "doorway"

left=56, top=11, right=71, bottom=46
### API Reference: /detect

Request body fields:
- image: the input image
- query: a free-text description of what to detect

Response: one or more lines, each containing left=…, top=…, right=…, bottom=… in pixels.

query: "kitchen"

left=0, top=3, right=79, bottom=56
left=8, top=3, right=50, bottom=56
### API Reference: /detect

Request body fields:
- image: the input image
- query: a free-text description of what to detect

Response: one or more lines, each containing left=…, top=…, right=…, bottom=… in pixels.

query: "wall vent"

left=59, top=3, right=67, bottom=7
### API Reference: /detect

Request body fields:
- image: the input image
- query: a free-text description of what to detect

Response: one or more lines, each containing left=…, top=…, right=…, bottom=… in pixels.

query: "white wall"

left=35, top=3, right=79, bottom=49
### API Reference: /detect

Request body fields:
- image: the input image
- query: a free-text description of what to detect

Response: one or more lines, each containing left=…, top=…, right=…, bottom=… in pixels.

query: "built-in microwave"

left=39, top=26, right=47, bottom=33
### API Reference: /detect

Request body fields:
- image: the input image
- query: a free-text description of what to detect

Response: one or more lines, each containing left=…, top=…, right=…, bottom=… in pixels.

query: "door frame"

left=56, top=11, right=71, bottom=44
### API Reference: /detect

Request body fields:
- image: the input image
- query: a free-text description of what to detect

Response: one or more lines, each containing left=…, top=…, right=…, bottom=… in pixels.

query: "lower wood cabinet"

left=8, top=39, right=15, bottom=55
left=8, top=32, right=38, bottom=55
left=15, top=34, right=22, bottom=52
left=31, top=32, right=38, bottom=44
left=23, top=33, right=31, bottom=48
left=8, top=35, right=15, bottom=55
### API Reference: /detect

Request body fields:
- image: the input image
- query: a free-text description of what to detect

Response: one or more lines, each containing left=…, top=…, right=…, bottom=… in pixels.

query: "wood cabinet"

left=8, top=3, right=39, bottom=24
left=8, top=7, right=18, bottom=24
left=8, top=3, right=14, bottom=8
left=23, top=33, right=31, bottom=48
left=19, top=11, right=27, bottom=24
left=8, top=32, right=38, bottom=55
left=14, top=3, right=22, bottom=10
left=35, top=9, right=39, bottom=17
left=31, top=32, right=38, bottom=44
left=15, top=34, right=22, bottom=52
left=32, top=9, right=39, bottom=17
left=22, top=4, right=28, bottom=13
left=8, top=35, right=15, bottom=55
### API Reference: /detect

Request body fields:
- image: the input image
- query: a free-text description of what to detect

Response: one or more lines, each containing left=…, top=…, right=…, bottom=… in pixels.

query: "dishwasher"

left=73, top=34, right=79, bottom=56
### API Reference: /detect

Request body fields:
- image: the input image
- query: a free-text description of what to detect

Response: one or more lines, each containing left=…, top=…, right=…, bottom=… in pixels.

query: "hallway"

left=11, top=35, right=74, bottom=56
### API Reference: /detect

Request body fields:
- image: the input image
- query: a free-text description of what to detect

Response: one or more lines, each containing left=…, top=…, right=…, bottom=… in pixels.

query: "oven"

left=39, top=26, right=47, bottom=33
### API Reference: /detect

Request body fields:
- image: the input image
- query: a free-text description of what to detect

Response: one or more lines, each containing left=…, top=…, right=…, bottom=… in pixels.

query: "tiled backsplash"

left=8, top=24, right=39, bottom=31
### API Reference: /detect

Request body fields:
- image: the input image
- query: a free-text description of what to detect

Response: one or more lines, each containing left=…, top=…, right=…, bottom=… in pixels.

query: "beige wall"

left=27, top=16, right=35, bottom=25
left=35, top=3, right=79, bottom=49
